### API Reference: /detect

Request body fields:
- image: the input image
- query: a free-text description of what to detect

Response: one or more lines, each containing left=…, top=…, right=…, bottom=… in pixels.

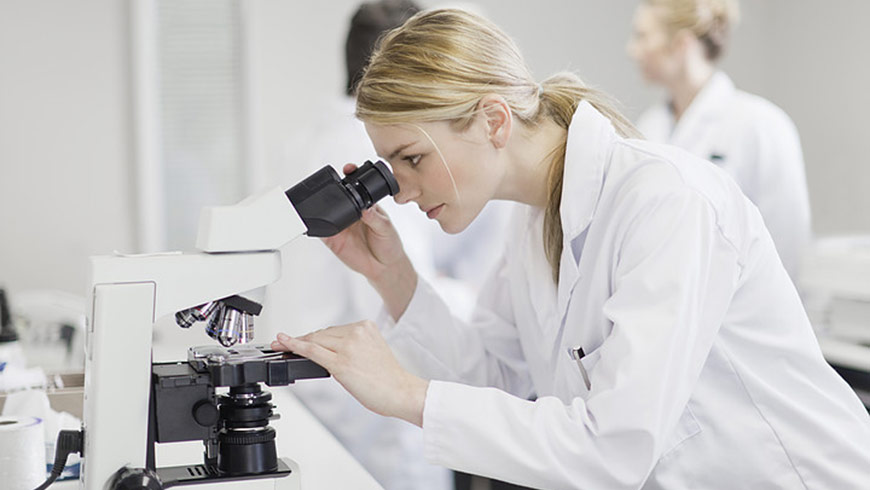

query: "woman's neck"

left=667, top=60, right=715, bottom=121
left=496, top=119, right=567, bottom=208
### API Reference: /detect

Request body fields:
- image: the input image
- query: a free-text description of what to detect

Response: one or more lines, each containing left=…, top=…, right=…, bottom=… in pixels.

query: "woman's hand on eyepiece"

left=322, top=164, right=418, bottom=321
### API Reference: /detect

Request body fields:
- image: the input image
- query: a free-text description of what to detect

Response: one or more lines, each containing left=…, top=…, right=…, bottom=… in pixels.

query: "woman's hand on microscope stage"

left=271, top=322, right=428, bottom=427
left=322, top=163, right=418, bottom=321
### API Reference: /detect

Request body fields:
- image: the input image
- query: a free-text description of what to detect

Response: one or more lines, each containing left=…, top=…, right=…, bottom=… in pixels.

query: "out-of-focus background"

left=1, top=0, right=868, bottom=294
left=1, top=1, right=869, bottom=489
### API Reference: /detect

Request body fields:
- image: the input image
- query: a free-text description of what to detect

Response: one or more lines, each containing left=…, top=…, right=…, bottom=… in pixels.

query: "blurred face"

left=627, top=5, right=681, bottom=85
left=365, top=117, right=503, bottom=234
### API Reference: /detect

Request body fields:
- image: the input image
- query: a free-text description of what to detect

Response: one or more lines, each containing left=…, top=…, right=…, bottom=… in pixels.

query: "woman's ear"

left=670, top=28, right=700, bottom=58
left=477, top=95, right=512, bottom=149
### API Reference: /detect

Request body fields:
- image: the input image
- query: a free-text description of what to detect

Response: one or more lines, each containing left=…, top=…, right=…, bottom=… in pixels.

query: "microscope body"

left=82, top=162, right=399, bottom=489
left=84, top=251, right=298, bottom=490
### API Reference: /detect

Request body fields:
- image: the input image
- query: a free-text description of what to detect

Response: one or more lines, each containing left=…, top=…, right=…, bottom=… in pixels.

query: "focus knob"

left=111, top=467, right=163, bottom=490
left=192, top=400, right=219, bottom=427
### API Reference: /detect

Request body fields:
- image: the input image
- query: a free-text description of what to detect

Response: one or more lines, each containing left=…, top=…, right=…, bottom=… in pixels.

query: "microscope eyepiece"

left=285, top=160, right=399, bottom=237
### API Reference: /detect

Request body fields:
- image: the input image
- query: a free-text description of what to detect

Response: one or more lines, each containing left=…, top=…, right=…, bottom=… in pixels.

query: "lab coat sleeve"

left=421, top=189, right=741, bottom=490
left=380, top=254, right=534, bottom=398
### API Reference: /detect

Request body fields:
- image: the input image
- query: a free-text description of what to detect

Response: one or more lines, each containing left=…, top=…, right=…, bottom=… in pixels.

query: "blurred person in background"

left=627, top=0, right=811, bottom=282
left=260, top=1, right=510, bottom=489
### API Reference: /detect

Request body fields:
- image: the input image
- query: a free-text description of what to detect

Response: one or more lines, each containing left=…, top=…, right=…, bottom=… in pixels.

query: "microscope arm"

left=196, top=161, right=398, bottom=252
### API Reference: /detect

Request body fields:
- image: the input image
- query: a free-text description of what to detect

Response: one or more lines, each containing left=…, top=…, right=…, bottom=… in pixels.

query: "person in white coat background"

left=272, top=8, right=870, bottom=490
left=627, top=0, right=812, bottom=282
left=260, top=2, right=508, bottom=489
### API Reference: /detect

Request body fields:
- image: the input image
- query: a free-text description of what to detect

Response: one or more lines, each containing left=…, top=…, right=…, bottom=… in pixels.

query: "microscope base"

left=155, top=457, right=300, bottom=489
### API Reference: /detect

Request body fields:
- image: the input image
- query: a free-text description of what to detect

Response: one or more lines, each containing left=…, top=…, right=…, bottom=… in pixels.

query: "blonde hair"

left=356, top=8, right=639, bottom=282
left=644, top=0, right=740, bottom=61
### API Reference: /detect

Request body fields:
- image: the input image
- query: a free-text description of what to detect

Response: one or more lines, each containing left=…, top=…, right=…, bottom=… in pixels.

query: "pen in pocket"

left=567, top=345, right=591, bottom=390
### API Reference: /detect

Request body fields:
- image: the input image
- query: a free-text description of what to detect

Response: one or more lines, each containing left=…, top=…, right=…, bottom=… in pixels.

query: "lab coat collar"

left=670, top=71, right=735, bottom=144
left=555, top=101, right=619, bottom=314
left=559, top=101, right=618, bottom=241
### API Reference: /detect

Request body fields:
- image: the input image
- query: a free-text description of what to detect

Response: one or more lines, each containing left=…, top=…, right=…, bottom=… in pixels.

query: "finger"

left=370, top=204, right=390, bottom=220
left=271, top=340, right=288, bottom=351
left=276, top=335, right=340, bottom=372
left=299, top=325, right=359, bottom=348
left=342, top=163, right=359, bottom=175
left=360, top=206, right=394, bottom=235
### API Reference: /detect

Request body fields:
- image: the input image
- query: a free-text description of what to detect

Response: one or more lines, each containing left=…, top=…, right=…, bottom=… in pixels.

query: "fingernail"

left=278, top=333, right=290, bottom=341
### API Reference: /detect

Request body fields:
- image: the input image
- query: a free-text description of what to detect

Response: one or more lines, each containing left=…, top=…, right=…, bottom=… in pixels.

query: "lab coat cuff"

left=379, top=276, right=431, bottom=336
left=421, top=379, right=451, bottom=467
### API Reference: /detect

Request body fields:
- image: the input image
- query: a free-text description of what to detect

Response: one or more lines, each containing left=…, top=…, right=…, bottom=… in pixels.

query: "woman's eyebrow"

left=388, top=142, right=415, bottom=161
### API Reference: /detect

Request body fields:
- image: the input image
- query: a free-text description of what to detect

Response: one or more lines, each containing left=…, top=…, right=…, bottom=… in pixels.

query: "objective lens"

left=175, top=301, right=220, bottom=329
left=205, top=305, right=226, bottom=342
left=218, top=307, right=242, bottom=347
left=238, top=313, right=254, bottom=344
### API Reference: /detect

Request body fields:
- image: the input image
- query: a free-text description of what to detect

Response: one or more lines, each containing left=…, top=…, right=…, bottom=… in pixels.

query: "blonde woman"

left=628, top=0, right=811, bottom=282
left=273, top=9, right=870, bottom=489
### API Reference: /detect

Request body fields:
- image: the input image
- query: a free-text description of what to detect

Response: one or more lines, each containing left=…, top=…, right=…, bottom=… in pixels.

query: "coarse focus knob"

left=192, top=400, right=219, bottom=427
left=111, top=467, right=163, bottom=490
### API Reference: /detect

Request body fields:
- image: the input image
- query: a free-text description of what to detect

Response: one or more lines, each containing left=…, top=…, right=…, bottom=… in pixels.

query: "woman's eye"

left=405, top=154, right=422, bottom=167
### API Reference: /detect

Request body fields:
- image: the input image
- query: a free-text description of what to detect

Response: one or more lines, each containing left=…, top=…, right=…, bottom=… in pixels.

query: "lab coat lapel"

left=555, top=102, right=617, bottom=319
left=670, top=71, right=736, bottom=149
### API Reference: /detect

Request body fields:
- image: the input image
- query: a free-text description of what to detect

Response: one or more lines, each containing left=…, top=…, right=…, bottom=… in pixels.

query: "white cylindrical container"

left=0, top=416, right=46, bottom=489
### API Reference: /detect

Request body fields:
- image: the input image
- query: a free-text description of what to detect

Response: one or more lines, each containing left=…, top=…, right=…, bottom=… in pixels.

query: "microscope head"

left=177, top=160, right=399, bottom=347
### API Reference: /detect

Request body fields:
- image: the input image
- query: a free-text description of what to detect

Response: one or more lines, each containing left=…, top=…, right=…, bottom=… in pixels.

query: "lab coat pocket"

left=558, top=345, right=602, bottom=401
left=659, top=405, right=702, bottom=459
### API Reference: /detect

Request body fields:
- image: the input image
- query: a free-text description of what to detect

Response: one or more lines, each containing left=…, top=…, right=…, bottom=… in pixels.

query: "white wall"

left=0, top=0, right=134, bottom=295
left=1, top=0, right=868, bottom=296
left=754, top=0, right=870, bottom=235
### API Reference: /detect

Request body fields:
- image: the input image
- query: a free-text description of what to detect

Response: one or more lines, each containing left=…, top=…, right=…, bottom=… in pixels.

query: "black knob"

left=192, top=400, right=219, bottom=427
left=111, top=467, right=163, bottom=490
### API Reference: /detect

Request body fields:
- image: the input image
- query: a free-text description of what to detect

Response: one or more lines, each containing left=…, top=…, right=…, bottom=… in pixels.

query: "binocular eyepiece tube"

left=286, top=160, right=399, bottom=237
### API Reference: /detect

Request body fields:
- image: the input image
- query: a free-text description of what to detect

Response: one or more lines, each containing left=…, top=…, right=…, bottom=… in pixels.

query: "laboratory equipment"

left=800, top=235, right=870, bottom=408
left=68, top=161, right=397, bottom=490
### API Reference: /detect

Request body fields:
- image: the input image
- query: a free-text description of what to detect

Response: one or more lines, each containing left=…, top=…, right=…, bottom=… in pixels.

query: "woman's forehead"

left=365, top=123, right=421, bottom=158
left=366, top=121, right=450, bottom=158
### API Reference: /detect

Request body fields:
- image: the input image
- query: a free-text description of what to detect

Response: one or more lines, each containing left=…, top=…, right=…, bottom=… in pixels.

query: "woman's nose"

left=392, top=176, right=418, bottom=205
left=393, top=187, right=414, bottom=205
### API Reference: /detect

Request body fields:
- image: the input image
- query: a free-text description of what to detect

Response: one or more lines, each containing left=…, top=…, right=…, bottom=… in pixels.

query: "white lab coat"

left=636, top=72, right=811, bottom=281
left=261, top=97, right=510, bottom=490
left=380, top=102, right=870, bottom=489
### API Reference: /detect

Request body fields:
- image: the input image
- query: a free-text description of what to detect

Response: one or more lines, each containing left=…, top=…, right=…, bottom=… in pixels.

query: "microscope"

left=80, top=162, right=398, bottom=490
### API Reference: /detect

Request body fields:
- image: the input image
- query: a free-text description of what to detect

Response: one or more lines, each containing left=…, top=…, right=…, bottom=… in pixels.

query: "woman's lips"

left=426, top=204, right=445, bottom=219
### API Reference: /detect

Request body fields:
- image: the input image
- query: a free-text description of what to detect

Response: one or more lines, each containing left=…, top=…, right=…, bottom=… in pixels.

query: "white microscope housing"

left=81, top=162, right=398, bottom=490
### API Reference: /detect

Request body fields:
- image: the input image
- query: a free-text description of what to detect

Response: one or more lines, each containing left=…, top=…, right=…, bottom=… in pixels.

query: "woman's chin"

left=438, top=216, right=472, bottom=235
